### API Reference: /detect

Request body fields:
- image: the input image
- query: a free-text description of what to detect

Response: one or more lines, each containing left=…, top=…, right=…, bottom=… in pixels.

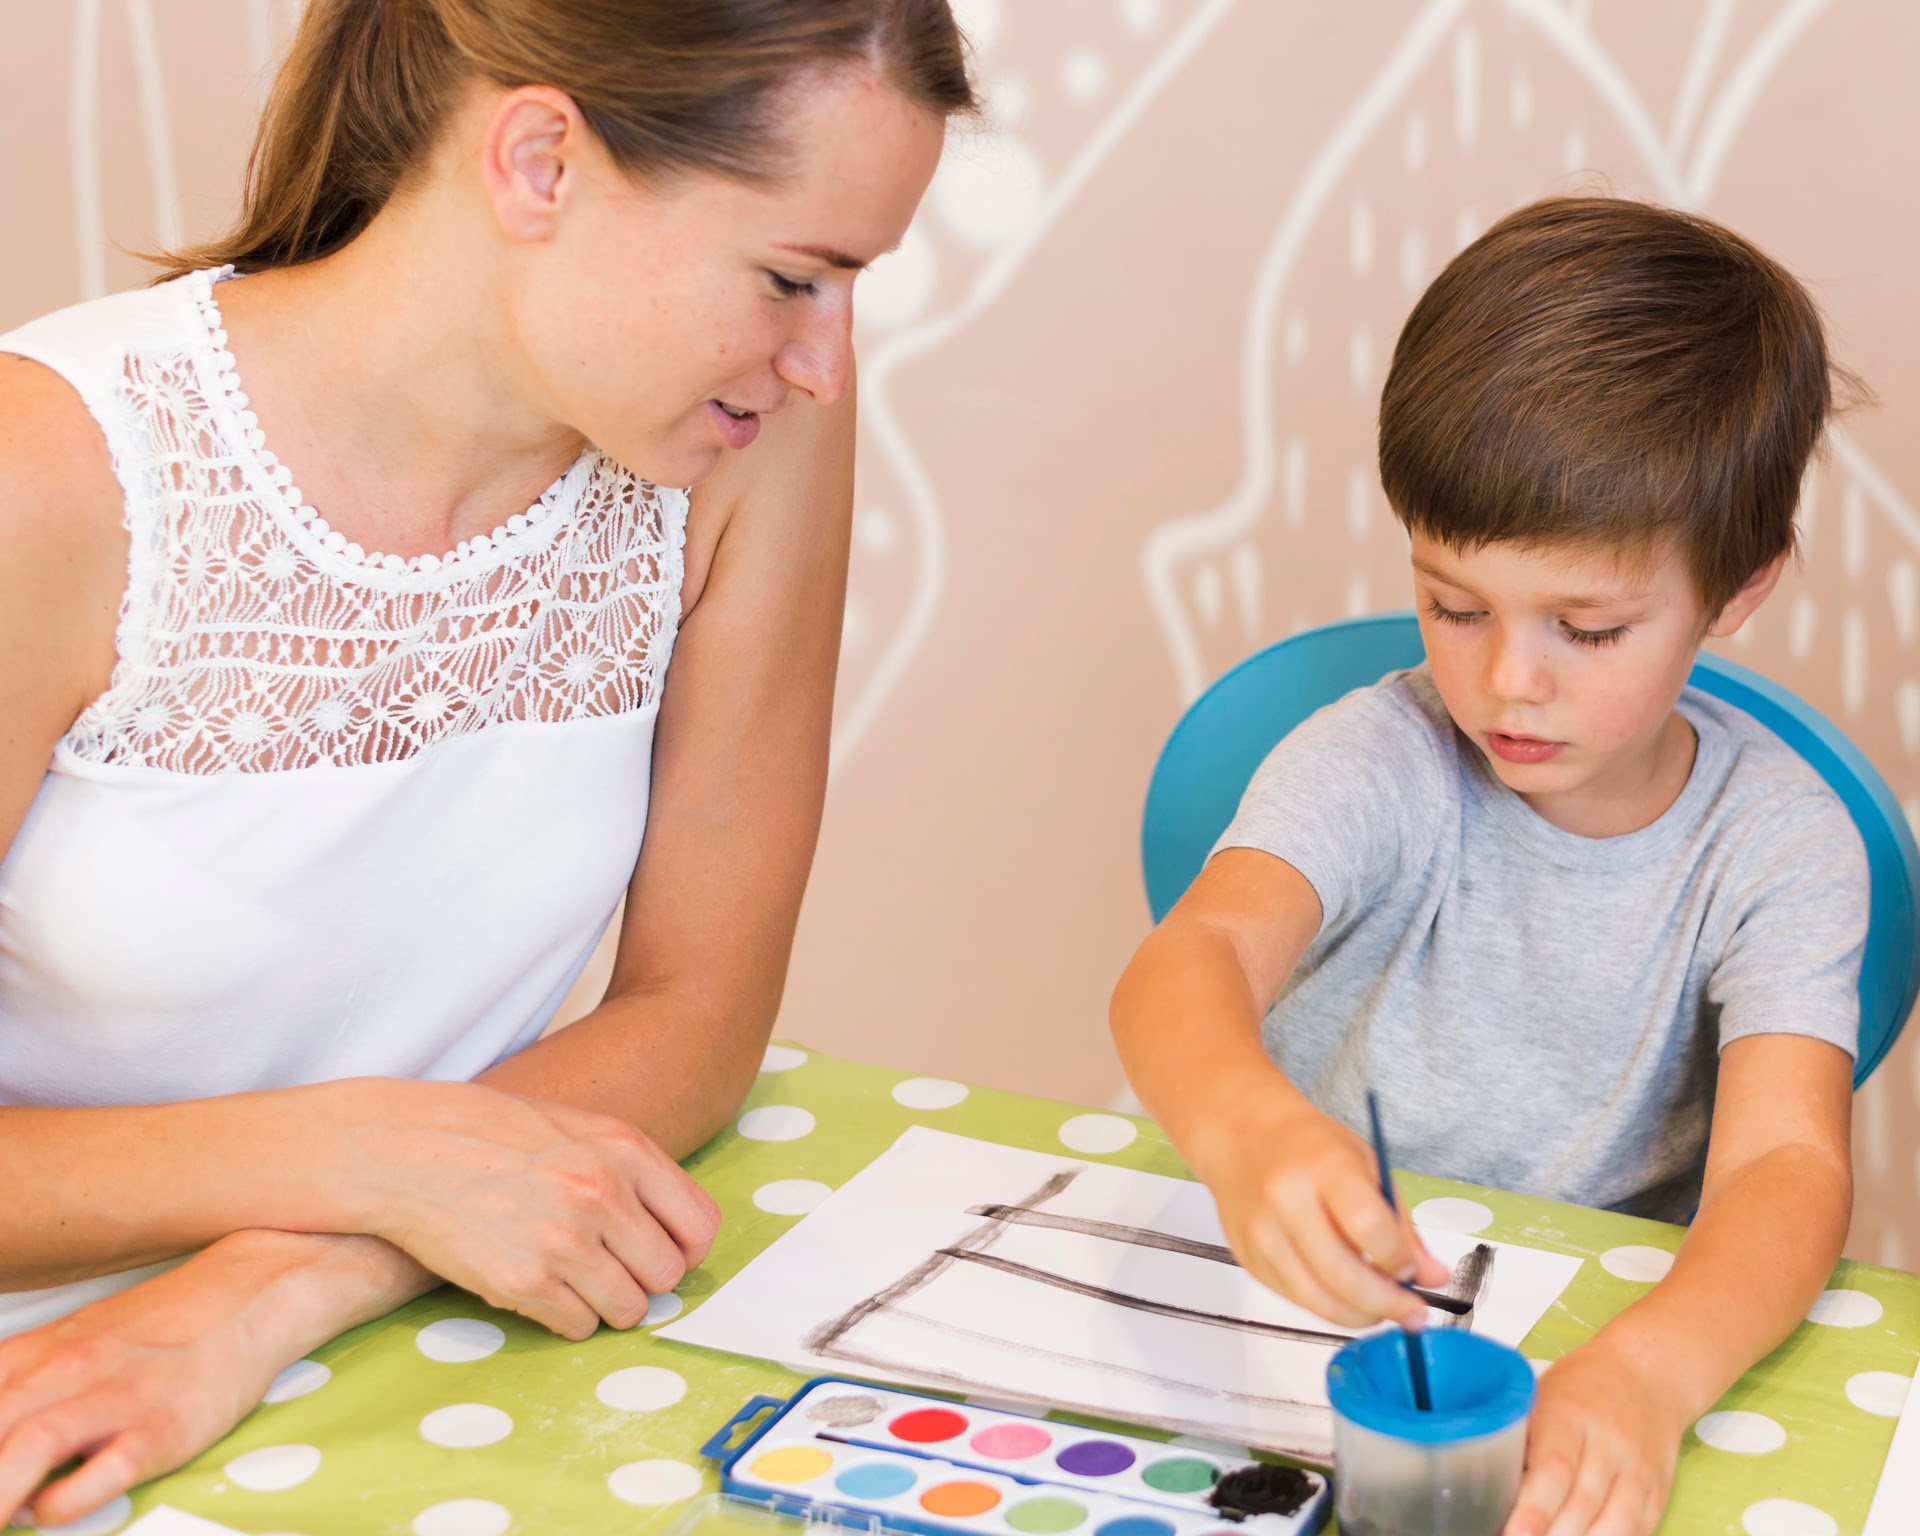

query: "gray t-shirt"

left=1215, top=667, right=1868, bottom=1221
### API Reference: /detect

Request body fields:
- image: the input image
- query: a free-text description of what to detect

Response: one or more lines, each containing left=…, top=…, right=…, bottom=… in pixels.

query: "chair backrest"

left=1140, top=611, right=1920, bottom=1087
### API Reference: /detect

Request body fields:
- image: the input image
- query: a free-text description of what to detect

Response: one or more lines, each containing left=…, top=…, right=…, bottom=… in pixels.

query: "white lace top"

left=0, top=271, right=688, bottom=1333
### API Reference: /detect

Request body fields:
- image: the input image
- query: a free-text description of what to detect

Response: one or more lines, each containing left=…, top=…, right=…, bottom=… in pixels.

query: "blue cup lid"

left=1326, top=1330, right=1534, bottom=1445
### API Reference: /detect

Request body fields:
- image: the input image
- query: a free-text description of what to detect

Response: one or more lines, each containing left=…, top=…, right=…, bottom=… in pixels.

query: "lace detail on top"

left=63, top=270, right=690, bottom=774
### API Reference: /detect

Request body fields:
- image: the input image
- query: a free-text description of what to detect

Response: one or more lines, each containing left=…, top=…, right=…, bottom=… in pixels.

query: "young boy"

left=1112, top=198, right=1865, bottom=1536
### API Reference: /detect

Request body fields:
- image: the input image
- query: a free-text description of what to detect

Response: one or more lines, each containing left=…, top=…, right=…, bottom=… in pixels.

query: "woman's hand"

left=1503, top=1339, right=1686, bottom=1536
left=1195, top=1091, right=1450, bottom=1328
left=323, top=1079, right=721, bottom=1339
left=0, top=1229, right=426, bottom=1531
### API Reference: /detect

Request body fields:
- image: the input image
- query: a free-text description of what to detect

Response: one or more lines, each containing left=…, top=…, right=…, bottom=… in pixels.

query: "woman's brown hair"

left=1378, top=196, right=1855, bottom=615
left=153, top=0, right=976, bottom=280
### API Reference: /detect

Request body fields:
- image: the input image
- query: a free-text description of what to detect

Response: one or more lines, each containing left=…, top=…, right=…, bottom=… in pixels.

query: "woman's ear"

left=1706, top=550, right=1791, bottom=639
left=479, top=84, right=591, bottom=243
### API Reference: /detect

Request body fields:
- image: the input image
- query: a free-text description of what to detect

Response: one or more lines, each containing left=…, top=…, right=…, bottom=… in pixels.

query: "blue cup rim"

left=1326, top=1330, right=1534, bottom=1444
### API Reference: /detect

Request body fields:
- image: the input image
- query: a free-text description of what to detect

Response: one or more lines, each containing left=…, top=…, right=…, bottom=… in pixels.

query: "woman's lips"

left=1487, top=731, right=1566, bottom=764
left=708, top=399, right=761, bottom=449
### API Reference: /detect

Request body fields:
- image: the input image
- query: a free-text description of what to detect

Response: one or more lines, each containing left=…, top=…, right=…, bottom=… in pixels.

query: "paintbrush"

left=1365, top=1088, right=1432, bottom=1412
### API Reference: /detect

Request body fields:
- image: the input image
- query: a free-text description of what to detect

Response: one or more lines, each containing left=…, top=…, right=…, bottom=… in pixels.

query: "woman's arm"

left=1503, top=1034, right=1853, bottom=1536
left=0, top=358, right=125, bottom=864
left=480, top=382, right=857, bottom=1146
left=0, top=384, right=859, bottom=1528
left=0, top=363, right=850, bottom=1294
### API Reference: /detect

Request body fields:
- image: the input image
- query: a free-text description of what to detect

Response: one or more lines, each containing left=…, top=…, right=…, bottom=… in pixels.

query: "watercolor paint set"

left=697, top=1378, right=1330, bottom=1536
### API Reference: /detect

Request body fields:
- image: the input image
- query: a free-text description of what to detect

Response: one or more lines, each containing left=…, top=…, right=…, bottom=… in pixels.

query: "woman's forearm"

left=4, top=986, right=759, bottom=1294
left=0, top=1088, right=371, bottom=1289
left=480, top=988, right=765, bottom=1160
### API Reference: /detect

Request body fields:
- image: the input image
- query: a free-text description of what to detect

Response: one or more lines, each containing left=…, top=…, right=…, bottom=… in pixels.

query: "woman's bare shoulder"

left=0, top=353, right=130, bottom=717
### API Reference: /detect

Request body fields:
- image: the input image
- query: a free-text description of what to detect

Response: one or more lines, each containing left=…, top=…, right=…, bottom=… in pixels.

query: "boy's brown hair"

left=1378, top=197, right=1844, bottom=615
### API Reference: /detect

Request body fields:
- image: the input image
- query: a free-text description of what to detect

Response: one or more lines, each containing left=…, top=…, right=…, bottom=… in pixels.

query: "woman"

left=0, top=0, right=971, bottom=1523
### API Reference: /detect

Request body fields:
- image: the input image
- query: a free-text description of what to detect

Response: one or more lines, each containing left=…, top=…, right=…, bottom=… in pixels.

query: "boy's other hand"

left=1503, top=1338, right=1686, bottom=1536
left=1197, top=1094, right=1450, bottom=1328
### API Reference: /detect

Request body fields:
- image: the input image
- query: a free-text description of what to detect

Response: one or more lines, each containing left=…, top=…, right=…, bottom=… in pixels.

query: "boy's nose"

left=1486, top=629, right=1554, bottom=705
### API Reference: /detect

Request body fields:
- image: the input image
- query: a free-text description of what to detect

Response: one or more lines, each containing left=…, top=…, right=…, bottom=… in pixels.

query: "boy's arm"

left=1504, top=1033, right=1853, bottom=1536
left=1112, top=849, right=1446, bottom=1327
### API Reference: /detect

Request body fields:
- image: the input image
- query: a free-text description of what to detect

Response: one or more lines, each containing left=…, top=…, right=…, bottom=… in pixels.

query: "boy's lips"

left=1487, top=731, right=1566, bottom=764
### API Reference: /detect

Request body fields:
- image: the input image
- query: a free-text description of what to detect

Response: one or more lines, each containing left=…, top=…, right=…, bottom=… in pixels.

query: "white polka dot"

left=1808, top=1288, right=1883, bottom=1327
left=608, top=1459, right=705, bottom=1506
left=413, top=1499, right=513, bottom=1536
left=754, top=1179, right=833, bottom=1215
left=737, top=1105, right=816, bottom=1142
left=420, top=1403, right=514, bottom=1448
left=1846, top=1370, right=1911, bottom=1415
left=597, top=1365, right=689, bottom=1412
left=984, top=75, right=1031, bottom=132
left=930, top=138, right=1046, bottom=250
left=263, top=1358, right=331, bottom=1403
left=760, top=1044, right=808, bottom=1073
left=224, top=1443, right=323, bottom=1491
left=949, top=0, right=1001, bottom=54
left=1600, top=1245, right=1674, bottom=1282
left=416, top=1318, right=506, bottom=1363
left=1062, top=48, right=1108, bottom=104
left=643, top=1291, right=684, bottom=1326
left=1694, top=1410, right=1786, bottom=1454
left=856, top=225, right=937, bottom=333
left=1742, top=1498, right=1838, bottom=1536
left=1059, top=1113, right=1138, bottom=1154
left=892, top=1078, right=969, bottom=1110
left=1412, top=1197, right=1493, bottom=1234
left=33, top=1494, right=131, bottom=1535
left=1121, top=0, right=1162, bottom=34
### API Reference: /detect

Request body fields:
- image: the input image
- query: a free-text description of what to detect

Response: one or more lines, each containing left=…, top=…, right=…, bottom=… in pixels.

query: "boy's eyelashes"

left=765, top=269, right=821, bottom=298
left=1421, top=597, right=1631, bottom=649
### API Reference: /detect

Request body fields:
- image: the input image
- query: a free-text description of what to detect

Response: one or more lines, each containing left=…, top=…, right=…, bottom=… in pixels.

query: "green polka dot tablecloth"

left=83, top=1043, right=1919, bottom=1536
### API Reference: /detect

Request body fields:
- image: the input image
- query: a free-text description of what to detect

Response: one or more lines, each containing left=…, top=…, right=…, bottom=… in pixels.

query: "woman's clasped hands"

left=0, top=1078, right=720, bottom=1528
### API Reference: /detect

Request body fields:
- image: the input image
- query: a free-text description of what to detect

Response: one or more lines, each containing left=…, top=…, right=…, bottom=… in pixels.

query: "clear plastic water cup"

left=1325, top=1329, right=1535, bottom=1536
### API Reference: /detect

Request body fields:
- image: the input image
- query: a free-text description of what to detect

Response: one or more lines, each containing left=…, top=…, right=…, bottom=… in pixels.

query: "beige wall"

left=7, top=1, right=1918, bottom=1264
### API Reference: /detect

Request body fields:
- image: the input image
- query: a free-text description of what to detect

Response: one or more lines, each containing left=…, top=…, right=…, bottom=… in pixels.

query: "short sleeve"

left=1709, top=790, right=1869, bottom=1058
left=1211, top=675, right=1452, bottom=938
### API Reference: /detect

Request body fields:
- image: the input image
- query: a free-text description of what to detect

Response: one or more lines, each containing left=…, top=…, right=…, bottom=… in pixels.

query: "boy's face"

left=1409, top=533, right=1777, bottom=834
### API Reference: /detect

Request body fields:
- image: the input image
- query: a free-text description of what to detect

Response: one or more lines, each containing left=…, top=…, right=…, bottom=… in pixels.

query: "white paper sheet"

left=662, top=1127, right=1583, bottom=1462
left=1862, top=1366, right=1920, bottom=1535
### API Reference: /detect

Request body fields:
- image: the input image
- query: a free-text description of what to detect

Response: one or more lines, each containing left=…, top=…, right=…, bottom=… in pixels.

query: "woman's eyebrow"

left=772, top=240, right=897, bottom=271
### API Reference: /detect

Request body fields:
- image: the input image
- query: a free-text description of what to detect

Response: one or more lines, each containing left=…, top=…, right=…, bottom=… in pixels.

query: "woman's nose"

left=774, top=296, right=853, bottom=406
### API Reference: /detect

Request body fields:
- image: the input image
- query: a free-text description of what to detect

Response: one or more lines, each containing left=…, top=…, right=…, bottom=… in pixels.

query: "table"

left=80, top=1044, right=1920, bottom=1536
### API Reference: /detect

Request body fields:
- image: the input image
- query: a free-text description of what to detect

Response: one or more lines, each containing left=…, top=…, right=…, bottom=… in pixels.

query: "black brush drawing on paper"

left=802, top=1167, right=1496, bottom=1440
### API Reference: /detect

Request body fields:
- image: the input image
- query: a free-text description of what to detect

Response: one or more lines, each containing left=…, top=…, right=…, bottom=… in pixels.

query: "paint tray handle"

left=701, top=1395, right=788, bottom=1461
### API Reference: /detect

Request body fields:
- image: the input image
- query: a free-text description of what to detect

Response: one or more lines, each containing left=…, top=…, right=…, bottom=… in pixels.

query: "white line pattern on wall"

left=836, top=0, right=1239, bottom=775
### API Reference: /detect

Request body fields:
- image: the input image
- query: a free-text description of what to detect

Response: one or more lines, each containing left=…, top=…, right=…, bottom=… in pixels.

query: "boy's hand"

left=1504, top=1337, right=1686, bottom=1536
left=1196, top=1094, right=1450, bottom=1328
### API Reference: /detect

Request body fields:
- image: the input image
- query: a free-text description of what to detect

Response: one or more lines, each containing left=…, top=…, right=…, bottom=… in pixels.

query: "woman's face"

left=509, top=66, right=947, bottom=487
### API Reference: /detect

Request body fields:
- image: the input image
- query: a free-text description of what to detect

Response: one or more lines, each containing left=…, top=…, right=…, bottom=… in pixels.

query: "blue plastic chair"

left=1140, top=611, right=1920, bottom=1086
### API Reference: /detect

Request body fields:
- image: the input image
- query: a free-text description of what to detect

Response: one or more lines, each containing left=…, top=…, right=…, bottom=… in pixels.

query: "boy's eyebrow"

left=1552, top=588, right=1654, bottom=611
left=1412, top=557, right=1653, bottom=610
